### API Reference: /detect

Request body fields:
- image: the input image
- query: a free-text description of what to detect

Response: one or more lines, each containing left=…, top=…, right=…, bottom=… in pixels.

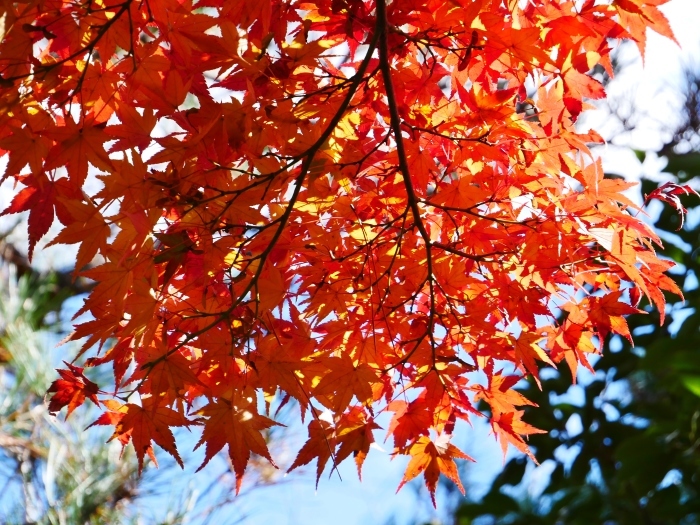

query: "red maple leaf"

left=47, top=362, right=100, bottom=418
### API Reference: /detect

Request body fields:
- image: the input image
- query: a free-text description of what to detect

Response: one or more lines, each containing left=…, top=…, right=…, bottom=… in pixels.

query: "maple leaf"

left=397, top=435, right=474, bottom=507
left=588, top=291, right=642, bottom=344
left=79, top=258, right=136, bottom=316
left=614, top=0, right=678, bottom=59
left=43, top=120, right=113, bottom=188
left=287, top=418, right=336, bottom=486
left=252, top=336, right=314, bottom=406
left=90, top=398, right=190, bottom=473
left=314, top=356, right=377, bottom=413
left=544, top=317, right=597, bottom=381
left=0, top=174, right=57, bottom=260
left=107, top=103, right=157, bottom=152
left=560, top=52, right=606, bottom=119
left=644, top=181, right=700, bottom=229
left=195, top=391, right=280, bottom=493
left=491, top=410, right=546, bottom=461
left=638, top=255, right=683, bottom=325
left=132, top=340, right=202, bottom=403
left=47, top=362, right=100, bottom=418
left=473, top=360, right=537, bottom=416
left=0, top=126, right=51, bottom=176
left=512, top=330, right=555, bottom=387
left=257, top=265, right=287, bottom=311
left=387, top=399, right=433, bottom=450
left=334, top=407, right=381, bottom=480
left=46, top=199, right=110, bottom=271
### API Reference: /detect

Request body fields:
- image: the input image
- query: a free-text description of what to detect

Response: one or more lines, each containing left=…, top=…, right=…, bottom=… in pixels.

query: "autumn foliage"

left=0, top=0, right=686, bottom=502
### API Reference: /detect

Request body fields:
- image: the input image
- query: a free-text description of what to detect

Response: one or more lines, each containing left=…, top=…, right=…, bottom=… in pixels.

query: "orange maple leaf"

left=91, top=398, right=190, bottom=473
left=334, top=407, right=382, bottom=480
left=47, top=199, right=110, bottom=271
left=588, top=291, right=642, bottom=344
left=491, top=410, right=546, bottom=461
left=387, top=399, right=433, bottom=450
left=195, top=391, right=280, bottom=493
left=287, top=418, right=337, bottom=486
left=43, top=120, right=113, bottom=188
left=314, top=356, right=377, bottom=413
left=398, top=435, right=474, bottom=507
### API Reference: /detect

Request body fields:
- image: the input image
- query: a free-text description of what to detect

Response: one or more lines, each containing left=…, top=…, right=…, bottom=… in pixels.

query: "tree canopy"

left=453, top=67, right=700, bottom=525
left=454, top=159, right=700, bottom=525
left=0, top=0, right=688, bottom=501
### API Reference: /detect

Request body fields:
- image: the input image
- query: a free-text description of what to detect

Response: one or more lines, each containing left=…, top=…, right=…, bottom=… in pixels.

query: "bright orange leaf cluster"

left=0, top=0, right=680, bottom=502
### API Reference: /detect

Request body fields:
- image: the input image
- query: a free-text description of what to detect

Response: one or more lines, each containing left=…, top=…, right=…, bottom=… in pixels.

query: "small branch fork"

left=376, top=0, right=439, bottom=359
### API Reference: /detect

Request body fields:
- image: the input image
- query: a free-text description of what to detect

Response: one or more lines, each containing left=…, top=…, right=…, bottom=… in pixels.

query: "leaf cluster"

left=455, top=155, right=700, bottom=524
left=0, top=0, right=684, bottom=500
